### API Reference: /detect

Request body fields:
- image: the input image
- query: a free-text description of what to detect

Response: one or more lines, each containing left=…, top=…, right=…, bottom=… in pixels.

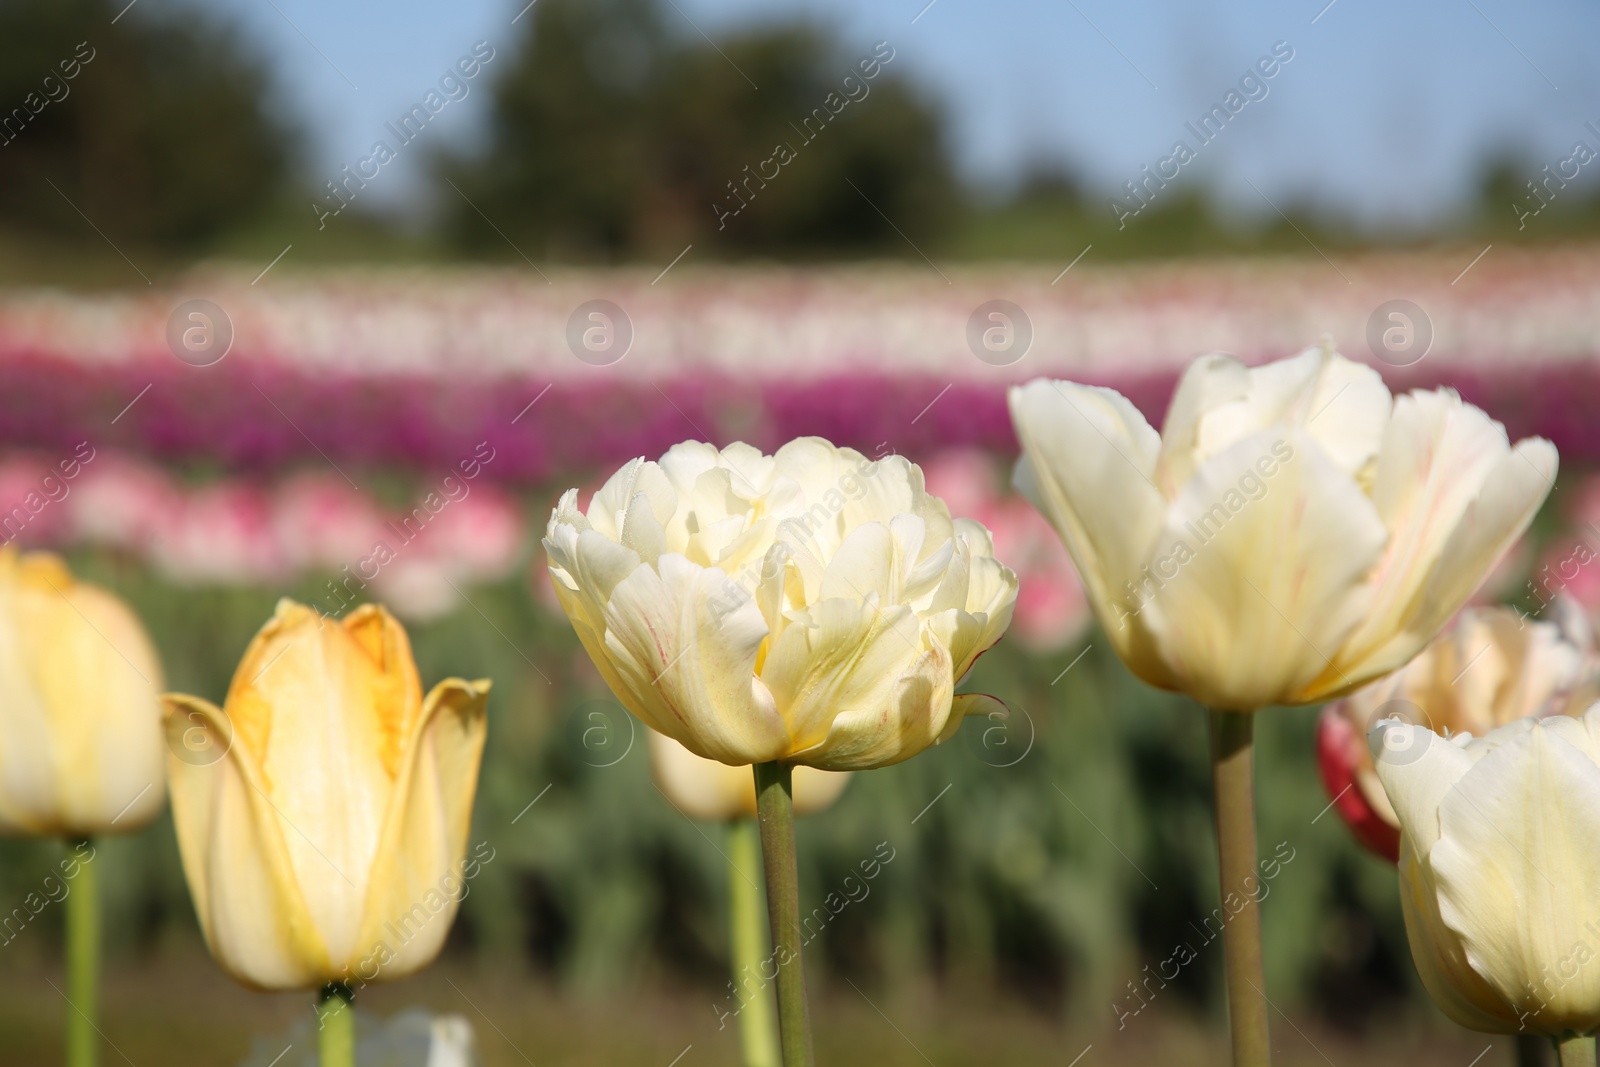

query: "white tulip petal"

left=1141, top=429, right=1386, bottom=710
left=759, top=597, right=922, bottom=754
left=602, top=553, right=788, bottom=764
left=1008, top=379, right=1168, bottom=685
left=1370, top=717, right=1479, bottom=855
left=1156, top=352, right=1251, bottom=494
left=1431, top=723, right=1600, bottom=1029
left=792, top=641, right=955, bottom=770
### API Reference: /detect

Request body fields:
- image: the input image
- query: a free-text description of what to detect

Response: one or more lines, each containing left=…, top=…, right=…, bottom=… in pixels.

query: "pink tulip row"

left=3, top=249, right=1600, bottom=480
left=0, top=449, right=526, bottom=619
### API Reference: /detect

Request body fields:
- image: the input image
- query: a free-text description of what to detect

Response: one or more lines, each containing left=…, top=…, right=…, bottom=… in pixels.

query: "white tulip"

left=1010, top=344, right=1556, bottom=711
left=1373, top=705, right=1600, bottom=1036
left=545, top=438, right=1017, bottom=770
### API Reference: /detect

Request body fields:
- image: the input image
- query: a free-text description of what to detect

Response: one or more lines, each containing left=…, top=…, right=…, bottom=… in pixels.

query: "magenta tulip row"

left=3, top=250, right=1599, bottom=480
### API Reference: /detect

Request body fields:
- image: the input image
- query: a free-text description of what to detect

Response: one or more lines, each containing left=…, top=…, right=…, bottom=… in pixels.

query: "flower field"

left=2, top=249, right=1600, bottom=1065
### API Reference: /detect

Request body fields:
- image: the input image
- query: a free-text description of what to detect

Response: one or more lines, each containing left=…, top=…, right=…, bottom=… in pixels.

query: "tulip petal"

left=1328, top=392, right=1555, bottom=690
left=1431, top=722, right=1600, bottom=1031
left=163, top=693, right=330, bottom=990
left=760, top=597, right=923, bottom=755
left=1370, top=718, right=1479, bottom=855
left=0, top=552, right=165, bottom=835
left=231, top=600, right=399, bottom=967
left=1009, top=379, right=1170, bottom=688
left=353, top=678, right=489, bottom=980
left=1396, top=836, right=1520, bottom=1033
left=792, top=639, right=956, bottom=770
left=601, top=553, right=789, bottom=764
left=1140, top=429, right=1386, bottom=710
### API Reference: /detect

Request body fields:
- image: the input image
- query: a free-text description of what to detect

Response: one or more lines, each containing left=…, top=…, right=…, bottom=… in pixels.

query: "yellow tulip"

left=649, top=728, right=850, bottom=821
left=1373, top=704, right=1600, bottom=1036
left=0, top=548, right=164, bottom=836
left=1010, top=344, right=1556, bottom=711
left=544, top=438, right=1017, bottom=771
left=163, top=600, right=489, bottom=992
left=1320, top=602, right=1598, bottom=858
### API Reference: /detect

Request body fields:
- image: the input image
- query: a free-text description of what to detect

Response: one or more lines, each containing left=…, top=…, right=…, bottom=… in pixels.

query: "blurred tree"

left=439, top=0, right=958, bottom=261
left=0, top=0, right=297, bottom=252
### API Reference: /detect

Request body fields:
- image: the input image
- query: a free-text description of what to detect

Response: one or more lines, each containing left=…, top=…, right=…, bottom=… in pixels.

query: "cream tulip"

left=649, top=728, right=850, bottom=821
left=1372, top=704, right=1600, bottom=1037
left=544, top=438, right=1017, bottom=771
left=163, top=599, right=489, bottom=991
left=1010, top=344, right=1557, bottom=712
left=0, top=548, right=164, bottom=837
left=1320, top=601, right=1599, bottom=860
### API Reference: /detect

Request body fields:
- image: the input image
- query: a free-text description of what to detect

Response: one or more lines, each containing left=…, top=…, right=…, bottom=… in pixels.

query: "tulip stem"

left=65, top=837, right=98, bottom=1067
left=317, top=982, right=355, bottom=1067
left=729, top=817, right=781, bottom=1067
left=1209, top=710, right=1270, bottom=1067
left=1555, top=1036, right=1597, bottom=1067
left=754, top=761, right=814, bottom=1067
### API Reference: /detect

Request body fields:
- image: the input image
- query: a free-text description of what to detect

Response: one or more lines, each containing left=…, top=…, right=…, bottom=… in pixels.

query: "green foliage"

left=0, top=540, right=1420, bottom=1035
left=438, top=0, right=958, bottom=262
left=0, top=0, right=297, bottom=252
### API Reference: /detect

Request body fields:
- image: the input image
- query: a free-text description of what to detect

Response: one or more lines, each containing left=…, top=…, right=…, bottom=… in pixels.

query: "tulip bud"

left=163, top=600, right=489, bottom=991
left=649, top=729, right=849, bottom=821
left=0, top=548, right=164, bottom=837
left=1319, top=601, right=1599, bottom=861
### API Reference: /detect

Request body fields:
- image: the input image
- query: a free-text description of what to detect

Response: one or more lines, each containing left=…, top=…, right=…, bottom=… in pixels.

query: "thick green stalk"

left=754, top=762, right=813, bottom=1067
left=729, top=817, right=780, bottom=1067
left=1555, top=1036, right=1597, bottom=1067
left=317, top=983, right=355, bottom=1067
left=1209, top=710, right=1270, bottom=1067
left=65, top=838, right=98, bottom=1067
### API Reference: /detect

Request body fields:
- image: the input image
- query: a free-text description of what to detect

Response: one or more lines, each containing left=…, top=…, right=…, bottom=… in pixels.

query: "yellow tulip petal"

left=352, top=677, right=489, bottom=981
left=0, top=550, right=164, bottom=836
left=233, top=600, right=398, bottom=966
left=163, top=693, right=330, bottom=990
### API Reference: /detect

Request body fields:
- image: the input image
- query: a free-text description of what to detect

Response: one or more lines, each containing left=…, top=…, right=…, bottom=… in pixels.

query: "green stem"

left=729, top=817, right=780, bottom=1067
left=317, top=983, right=355, bottom=1067
left=1209, top=710, right=1270, bottom=1067
left=1555, top=1036, right=1597, bottom=1067
left=754, top=762, right=813, bottom=1067
left=65, top=838, right=98, bottom=1067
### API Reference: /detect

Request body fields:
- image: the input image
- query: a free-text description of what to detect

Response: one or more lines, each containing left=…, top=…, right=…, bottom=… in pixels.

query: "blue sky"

left=201, top=0, right=1600, bottom=229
